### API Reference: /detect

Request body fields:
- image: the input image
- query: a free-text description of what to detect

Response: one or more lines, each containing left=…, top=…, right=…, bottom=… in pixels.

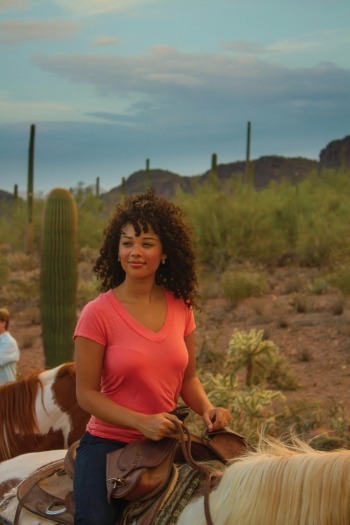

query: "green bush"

left=327, top=266, right=350, bottom=296
left=0, top=256, right=9, bottom=287
left=221, top=269, right=269, bottom=306
left=177, top=168, right=350, bottom=269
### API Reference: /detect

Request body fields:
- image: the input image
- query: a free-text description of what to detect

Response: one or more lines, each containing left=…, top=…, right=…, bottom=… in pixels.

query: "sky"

left=0, top=0, right=349, bottom=196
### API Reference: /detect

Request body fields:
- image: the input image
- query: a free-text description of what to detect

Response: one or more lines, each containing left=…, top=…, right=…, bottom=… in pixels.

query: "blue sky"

left=0, top=0, right=349, bottom=195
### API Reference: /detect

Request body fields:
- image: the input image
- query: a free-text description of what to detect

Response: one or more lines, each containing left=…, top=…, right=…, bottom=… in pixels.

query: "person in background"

left=0, top=307, right=20, bottom=384
left=73, top=189, right=232, bottom=525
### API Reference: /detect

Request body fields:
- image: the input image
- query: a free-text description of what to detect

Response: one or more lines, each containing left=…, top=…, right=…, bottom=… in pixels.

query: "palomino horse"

left=0, top=438, right=349, bottom=525
left=0, top=362, right=89, bottom=463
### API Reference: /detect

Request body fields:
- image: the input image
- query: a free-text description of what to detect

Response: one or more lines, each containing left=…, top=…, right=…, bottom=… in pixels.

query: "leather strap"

left=174, top=421, right=222, bottom=525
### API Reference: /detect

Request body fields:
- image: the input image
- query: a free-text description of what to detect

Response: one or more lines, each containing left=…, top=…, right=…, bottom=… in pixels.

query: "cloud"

left=222, top=41, right=267, bottom=54
left=224, top=28, right=350, bottom=58
left=32, top=48, right=350, bottom=111
left=26, top=48, right=349, bottom=153
left=0, top=94, right=76, bottom=121
left=0, top=19, right=80, bottom=45
left=93, top=35, right=122, bottom=47
left=223, top=38, right=318, bottom=56
left=86, top=111, right=144, bottom=126
left=0, top=0, right=31, bottom=12
left=54, top=0, right=158, bottom=16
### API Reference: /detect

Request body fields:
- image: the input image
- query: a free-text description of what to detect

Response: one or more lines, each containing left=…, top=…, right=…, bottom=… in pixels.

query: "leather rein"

left=173, top=420, right=223, bottom=525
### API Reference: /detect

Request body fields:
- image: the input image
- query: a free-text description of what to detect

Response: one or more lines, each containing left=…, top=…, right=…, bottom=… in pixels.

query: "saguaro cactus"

left=40, top=187, right=78, bottom=367
left=145, top=158, right=150, bottom=189
left=26, top=124, right=35, bottom=253
left=245, top=121, right=254, bottom=185
left=121, top=176, right=126, bottom=197
left=210, top=152, right=218, bottom=189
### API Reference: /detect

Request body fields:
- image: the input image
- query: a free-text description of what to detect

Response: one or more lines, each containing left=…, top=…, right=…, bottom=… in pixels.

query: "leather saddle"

left=13, top=425, right=247, bottom=525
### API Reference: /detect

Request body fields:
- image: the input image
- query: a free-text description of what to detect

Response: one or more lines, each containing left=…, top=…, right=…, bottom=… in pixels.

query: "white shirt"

left=0, top=331, right=20, bottom=384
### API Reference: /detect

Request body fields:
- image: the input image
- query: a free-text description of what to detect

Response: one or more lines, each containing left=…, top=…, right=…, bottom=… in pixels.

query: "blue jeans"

left=73, top=431, right=127, bottom=525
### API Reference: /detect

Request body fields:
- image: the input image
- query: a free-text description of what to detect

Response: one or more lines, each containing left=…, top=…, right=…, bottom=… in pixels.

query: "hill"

left=103, top=155, right=318, bottom=201
left=1, top=135, right=349, bottom=202
left=102, top=134, right=349, bottom=199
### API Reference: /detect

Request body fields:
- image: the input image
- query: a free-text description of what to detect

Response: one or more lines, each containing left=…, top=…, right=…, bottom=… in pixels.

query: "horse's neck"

left=34, top=377, right=72, bottom=445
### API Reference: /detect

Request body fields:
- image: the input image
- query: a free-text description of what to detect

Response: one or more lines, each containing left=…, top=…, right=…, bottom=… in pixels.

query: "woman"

left=73, top=189, right=231, bottom=525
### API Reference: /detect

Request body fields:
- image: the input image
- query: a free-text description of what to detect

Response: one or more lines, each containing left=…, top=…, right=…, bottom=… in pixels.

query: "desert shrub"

left=176, top=184, right=236, bottom=271
left=198, top=271, right=223, bottom=300
left=79, top=246, right=100, bottom=264
left=267, top=360, right=299, bottom=390
left=221, top=269, right=269, bottom=306
left=0, top=199, right=44, bottom=252
left=290, top=293, right=311, bottom=313
left=329, top=402, right=350, bottom=446
left=282, top=273, right=308, bottom=294
left=77, top=278, right=100, bottom=308
left=310, top=277, right=329, bottom=295
left=5, top=252, right=39, bottom=272
left=327, top=266, right=350, bottom=296
left=176, top=168, right=350, bottom=270
left=2, top=272, right=40, bottom=310
left=0, top=256, right=9, bottom=286
left=294, top=172, right=350, bottom=266
left=72, top=183, right=109, bottom=250
left=274, top=399, right=323, bottom=435
left=296, top=213, right=349, bottom=266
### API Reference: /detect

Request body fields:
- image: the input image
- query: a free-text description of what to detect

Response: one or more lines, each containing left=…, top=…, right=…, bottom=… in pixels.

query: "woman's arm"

left=180, top=331, right=231, bottom=431
left=74, top=336, right=179, bottom=440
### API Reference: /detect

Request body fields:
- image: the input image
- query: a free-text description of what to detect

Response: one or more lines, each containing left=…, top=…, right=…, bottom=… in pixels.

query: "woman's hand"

left=202, top=407, right=232, bottom=431
left=137, top=413, right=182, bottom=441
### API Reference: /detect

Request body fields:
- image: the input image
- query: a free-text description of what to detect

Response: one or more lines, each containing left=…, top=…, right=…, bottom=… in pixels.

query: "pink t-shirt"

left=74, top=288, right=196, bottom=442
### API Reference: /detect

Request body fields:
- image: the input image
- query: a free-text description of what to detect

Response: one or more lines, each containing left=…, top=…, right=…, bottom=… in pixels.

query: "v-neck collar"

left=107, top=288, right=172, bottom=342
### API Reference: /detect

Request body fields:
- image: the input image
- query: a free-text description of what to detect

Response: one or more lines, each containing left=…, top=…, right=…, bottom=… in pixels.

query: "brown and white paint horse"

left=0, top=362, right=89, bottom=463
left=0, top=438, right=350, bottom=524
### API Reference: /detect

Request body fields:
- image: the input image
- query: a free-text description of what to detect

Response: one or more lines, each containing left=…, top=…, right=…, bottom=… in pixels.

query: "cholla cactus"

left=228, top=328, right=281, bottom=387
left=197, top=328, right=286, bottom=442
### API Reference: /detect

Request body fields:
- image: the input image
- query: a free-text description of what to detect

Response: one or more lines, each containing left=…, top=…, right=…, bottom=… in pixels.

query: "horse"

left=0, top=437, right=349, bottom=525
left=0, top=362, right=90, bottom=462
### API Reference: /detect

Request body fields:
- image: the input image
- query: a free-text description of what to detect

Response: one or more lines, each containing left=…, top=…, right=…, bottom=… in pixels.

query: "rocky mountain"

left=320, top=135, right=350, bottom=169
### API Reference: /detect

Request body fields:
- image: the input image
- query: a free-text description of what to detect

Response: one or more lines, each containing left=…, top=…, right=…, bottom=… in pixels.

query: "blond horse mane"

left=0, top=363, right=77, bottom=461
left=179, top=436, right=350, bottom=525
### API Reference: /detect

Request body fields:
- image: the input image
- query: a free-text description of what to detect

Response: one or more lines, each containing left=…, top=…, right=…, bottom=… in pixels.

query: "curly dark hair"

left=93, top=189, right=199, bottom=308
